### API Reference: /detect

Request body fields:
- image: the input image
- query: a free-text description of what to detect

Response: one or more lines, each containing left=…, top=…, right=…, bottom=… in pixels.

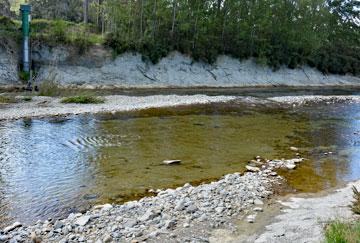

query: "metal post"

left=20, top=4, right=31, bottom=89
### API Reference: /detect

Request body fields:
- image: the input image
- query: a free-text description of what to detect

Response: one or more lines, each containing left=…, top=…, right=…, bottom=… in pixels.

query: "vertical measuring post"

left=20, top=4, right=31, bottom=87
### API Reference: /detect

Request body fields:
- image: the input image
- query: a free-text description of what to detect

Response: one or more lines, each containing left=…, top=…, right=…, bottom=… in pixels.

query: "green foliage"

left=352, top=186, right=360, bottom=215
left=38, top=79, right=62, bottom=97
left=0, top=95, right=16, bottom=104
left=0, top=15, right=18, bottom=31
left=22, top=96, right=32, bottom=102
left=31, top=19, right=101, bottom=53
left=4, top=0, right=360, bottom=75
left=18, top=71, right=30, bottom=82
left=103, top=0, right=359, bottom=75
left=61, top=95, right=105, bottom=104
left=325, top=220, right=360, bottom=243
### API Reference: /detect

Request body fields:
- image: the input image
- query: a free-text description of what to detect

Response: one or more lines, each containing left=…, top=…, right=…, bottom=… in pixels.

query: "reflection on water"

left=1, top=101, right=360, bottom=226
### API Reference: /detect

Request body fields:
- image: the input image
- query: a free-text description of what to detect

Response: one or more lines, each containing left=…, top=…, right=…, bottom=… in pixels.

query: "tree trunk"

left=84, top=0, right=89, bottom=24
left=140, top=0, right=144, bottom=39
left=171, top=0, right=177, bottom=39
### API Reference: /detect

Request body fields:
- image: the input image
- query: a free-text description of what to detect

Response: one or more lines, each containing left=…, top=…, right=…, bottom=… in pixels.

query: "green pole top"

left=20, top=4, right=31, bottom=12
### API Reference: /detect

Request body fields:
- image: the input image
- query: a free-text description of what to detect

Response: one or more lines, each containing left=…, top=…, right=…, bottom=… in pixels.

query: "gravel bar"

left=0, top=158, right=300, bottom=243
left=0, top=95, right=237, bottom=121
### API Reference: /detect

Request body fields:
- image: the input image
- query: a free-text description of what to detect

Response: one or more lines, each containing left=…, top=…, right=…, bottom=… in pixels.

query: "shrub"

left=325, top=220, right=360, bottom=243
left=352, top=186, right=360, bottom=215
left=61, top=95, right=105, bottom=104
left=22, top=96, right=32, bottom=102
left=38, top=79, right=61, bottom=97
left=0, top=96, right=16, bottom=104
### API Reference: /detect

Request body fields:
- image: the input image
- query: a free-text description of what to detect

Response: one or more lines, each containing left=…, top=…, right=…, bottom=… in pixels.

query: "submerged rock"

left=163, top=160, right=182, bottom=165
left=290, top=146, right=299, bottom=152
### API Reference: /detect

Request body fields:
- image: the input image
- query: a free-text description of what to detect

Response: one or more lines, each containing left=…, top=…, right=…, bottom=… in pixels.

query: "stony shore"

left=269, top=95, right=360, bottom=106
left=2, top=94, right=360, bottom=122
left=0, top=95, right=236, bottom=121
left=0, top=157, right=304, bottom=243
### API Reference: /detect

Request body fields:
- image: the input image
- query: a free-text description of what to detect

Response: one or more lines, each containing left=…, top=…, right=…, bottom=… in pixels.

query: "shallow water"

left=0, top=99, right=360, bottom=226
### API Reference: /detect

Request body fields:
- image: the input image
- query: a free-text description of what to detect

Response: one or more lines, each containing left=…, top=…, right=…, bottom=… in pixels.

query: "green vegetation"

left=103, top=0, right=360, bottom=75
left=22, top=96, right=32, bottom=102
left=352, top=186, right=360, bottom=215
left=324, top=187, right=360, bottom=243
left=0, top=95, right=15, bottom=104
left=2, top=0, right=360, bottom=76
left=31, top=19, right=103, bottom=53
left=325, top=220, right=360, bottom=243
left=61, top=95, right=105, bottom=104
left=37, top=79, right=62, bottom=97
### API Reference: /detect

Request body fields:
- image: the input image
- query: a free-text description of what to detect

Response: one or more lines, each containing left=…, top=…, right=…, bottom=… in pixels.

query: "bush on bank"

left=61, top=95, right=105, bottom=104
left=1, top=0, right=360, bottom=76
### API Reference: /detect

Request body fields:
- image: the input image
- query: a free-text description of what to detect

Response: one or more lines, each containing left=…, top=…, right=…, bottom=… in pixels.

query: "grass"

left=352, top=186, right=360, bottom=215
left=22, top=96, right=32, bottom=102
left=61, top=95, right=105, bottom=104
left=324, top=187, right=360, bottom=243
left=325, top=220, right=360, bottom=243
left=0, top=96, right=16, bottom=104
left=38, top=79, right=62, bottom=97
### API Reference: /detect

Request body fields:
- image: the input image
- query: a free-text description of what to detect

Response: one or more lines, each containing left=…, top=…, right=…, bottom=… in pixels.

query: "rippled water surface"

left=1, top=99, right=360, bottom=226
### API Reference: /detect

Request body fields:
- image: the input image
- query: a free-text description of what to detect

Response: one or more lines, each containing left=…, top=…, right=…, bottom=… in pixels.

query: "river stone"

left=163, top=160, right=181, bottom=165
left=94, top=204, right=113, bottom=211
left=175, top=199, right=186, bottom=211
left=246, top=214, right=256, bottom=223
left=53, top=220, right=64, bottom=230
left=186, top=205, right=198, bottom=213
left=246, top=165, right=260, bottom=172
left=286, top=163, right=296, bottom=170
left=215, top=206, right=225, bottom=214
left=290, top=146, right=299, bottom=152
left=75, top=216, right=91, bottom=226
left=139, top=209, right=159, bottom=221
left=103, top=234, right=112, bottom=243
left=253, top=207, right=263, bottom=212
left=3, top=222, right=22, bottom=233
left=124, top=219, right=138, bottom=228
left=254, top=199, right=264, bottom=205
left=163, top=220, right=177, bottom=229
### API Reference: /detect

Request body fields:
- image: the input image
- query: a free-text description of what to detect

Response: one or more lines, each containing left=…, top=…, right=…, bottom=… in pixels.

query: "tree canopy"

left=5, top=0, right=360, bottom=75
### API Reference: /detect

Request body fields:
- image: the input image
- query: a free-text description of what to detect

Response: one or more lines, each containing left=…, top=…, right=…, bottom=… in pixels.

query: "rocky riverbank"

left=0, top=157, right=303, bottom=243
left=0, top=95, right=236, bottom=121
left=2, top=94, right=360, bottom=121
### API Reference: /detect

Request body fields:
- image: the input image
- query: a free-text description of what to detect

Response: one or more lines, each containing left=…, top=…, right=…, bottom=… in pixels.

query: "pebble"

left=3, top=222, right=22, bottom=233
left=75, top=216, right=91, bottom=226
left=1, top=157, right=301, bottom=243
left=254, top=199, right=264, bottom=205
left=290, top=146, right=299, bottom=152
left=246, top=165, right=260, bottom=172
left=163, top=160, right=181, bottom=165
left=103, top=234, right=113, bottom=242
left=246, top=214, right=256, bottom=223
left=286, top=163, right=296, bottom=170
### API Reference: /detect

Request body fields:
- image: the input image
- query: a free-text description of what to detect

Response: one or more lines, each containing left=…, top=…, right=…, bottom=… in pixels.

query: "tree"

left=83, top=0, right=89, bottom=24
left=0, top=0, right=11, bottom=17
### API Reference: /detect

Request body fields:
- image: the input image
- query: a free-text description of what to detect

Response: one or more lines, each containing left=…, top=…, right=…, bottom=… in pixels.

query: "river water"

left=1, top=94, right=360, bottom=226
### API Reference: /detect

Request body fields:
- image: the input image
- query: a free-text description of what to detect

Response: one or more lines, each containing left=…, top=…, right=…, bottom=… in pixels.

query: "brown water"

left=0, top=99, right=360, bottom=226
